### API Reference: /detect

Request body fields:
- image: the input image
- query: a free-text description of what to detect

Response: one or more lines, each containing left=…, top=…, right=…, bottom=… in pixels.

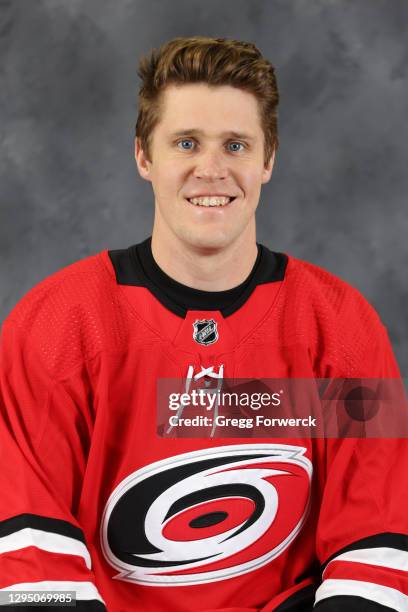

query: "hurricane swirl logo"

left=100, top=444, right=312, bottom=586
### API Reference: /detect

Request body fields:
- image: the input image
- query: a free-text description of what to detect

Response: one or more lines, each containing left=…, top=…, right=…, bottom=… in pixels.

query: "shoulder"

left=5, top=250, right=115, bottom=327
left=284, top=254, right=382, bottom=327
left=274, top=253, right=391, bottom=376
left=2, top=250, right=126, bottom=378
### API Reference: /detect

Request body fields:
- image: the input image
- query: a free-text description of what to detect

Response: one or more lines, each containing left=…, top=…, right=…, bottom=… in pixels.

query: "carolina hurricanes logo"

left=100, top=444, right=312, bottom=586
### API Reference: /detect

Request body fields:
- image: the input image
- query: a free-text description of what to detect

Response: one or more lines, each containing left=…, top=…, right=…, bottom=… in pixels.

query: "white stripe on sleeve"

left=323, top=547, right=408, bottom=575
left=0, top=527, right=92, bottom=569
left=315, top=578, right=408, bottom=612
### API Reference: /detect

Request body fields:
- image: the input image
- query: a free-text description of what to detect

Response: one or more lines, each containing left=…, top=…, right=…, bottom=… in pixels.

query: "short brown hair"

left=135, top=36, right=279, bottom=166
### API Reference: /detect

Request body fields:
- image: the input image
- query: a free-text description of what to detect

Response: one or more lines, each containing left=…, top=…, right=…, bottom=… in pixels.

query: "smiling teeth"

left=189, top=196, right=231, bottom=207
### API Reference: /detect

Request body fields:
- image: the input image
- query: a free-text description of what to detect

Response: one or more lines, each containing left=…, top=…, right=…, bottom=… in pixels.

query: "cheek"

left=241, top=170, right=263, bottom=198
left=153, top=163, right=186, bottom=195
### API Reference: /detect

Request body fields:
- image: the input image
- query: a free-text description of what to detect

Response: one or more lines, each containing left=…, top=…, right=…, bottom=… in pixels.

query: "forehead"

left=156, top=83, right=263, bottom=135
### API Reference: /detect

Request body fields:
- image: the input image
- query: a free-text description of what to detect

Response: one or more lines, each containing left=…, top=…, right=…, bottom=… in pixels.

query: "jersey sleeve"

left=0, top=319, right=106, bottom=611
left=314, top=320, right=408, bottom=611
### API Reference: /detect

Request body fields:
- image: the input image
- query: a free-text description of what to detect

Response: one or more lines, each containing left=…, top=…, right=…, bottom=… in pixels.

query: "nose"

left=193, top=149, right=228, bottom=181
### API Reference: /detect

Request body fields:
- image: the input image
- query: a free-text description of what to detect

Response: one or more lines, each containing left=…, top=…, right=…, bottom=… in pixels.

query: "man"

left=0, top=37, right=407, bottom=611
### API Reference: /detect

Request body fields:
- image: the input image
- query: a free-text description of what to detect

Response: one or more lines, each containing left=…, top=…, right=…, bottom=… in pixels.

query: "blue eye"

left=178, top=139, right=195, bottom=150
left=228, top=142, right=244, bottom=152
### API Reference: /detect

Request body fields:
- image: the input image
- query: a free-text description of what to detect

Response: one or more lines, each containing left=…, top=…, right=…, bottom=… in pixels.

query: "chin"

left=180, top=228, right=232, bottom=252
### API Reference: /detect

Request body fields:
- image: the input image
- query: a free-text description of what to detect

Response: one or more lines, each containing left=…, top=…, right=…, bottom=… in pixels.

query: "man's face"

left=135, top=83, right=274, bottom=252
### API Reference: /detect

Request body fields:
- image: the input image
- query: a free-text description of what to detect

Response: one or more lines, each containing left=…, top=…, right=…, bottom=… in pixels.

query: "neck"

left=151, top=226, right=258, bottom=291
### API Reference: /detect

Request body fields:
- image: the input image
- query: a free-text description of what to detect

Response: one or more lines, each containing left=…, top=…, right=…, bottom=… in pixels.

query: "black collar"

left=108, top=237, right=287, bottom=318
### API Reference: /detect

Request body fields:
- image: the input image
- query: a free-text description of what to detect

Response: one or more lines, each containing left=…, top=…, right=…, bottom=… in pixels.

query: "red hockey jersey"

left=1, top=239, right=407, bottom=612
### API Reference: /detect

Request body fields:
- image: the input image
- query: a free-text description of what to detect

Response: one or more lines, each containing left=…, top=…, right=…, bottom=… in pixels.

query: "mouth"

left=186, top=196, right=237, bottom=207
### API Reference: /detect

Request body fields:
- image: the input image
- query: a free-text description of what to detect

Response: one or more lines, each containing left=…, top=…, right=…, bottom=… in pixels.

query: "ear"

left=261, top=149, right=275, bottom=184
left=135, top=138, right=152, bottom=182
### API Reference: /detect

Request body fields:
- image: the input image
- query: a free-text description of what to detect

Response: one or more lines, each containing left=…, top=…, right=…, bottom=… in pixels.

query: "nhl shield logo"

left=193, top=319, right=219, bottom=346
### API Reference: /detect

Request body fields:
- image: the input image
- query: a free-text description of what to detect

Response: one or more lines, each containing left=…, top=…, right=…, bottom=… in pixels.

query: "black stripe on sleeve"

left=314, top=595, right=396, bottom=611
left=0, top=513, right=86, bottom=544
left=321, top=532, right=408, bottom=571
left=274, top=584, right=316, bottom=611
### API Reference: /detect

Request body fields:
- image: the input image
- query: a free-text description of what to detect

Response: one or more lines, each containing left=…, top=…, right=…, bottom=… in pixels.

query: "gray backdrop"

left=1, top=0, right=407, bottom=371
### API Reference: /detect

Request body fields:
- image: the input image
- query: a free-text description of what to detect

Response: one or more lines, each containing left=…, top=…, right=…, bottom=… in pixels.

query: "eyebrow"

left=169, top=129, right=255, bottom=141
